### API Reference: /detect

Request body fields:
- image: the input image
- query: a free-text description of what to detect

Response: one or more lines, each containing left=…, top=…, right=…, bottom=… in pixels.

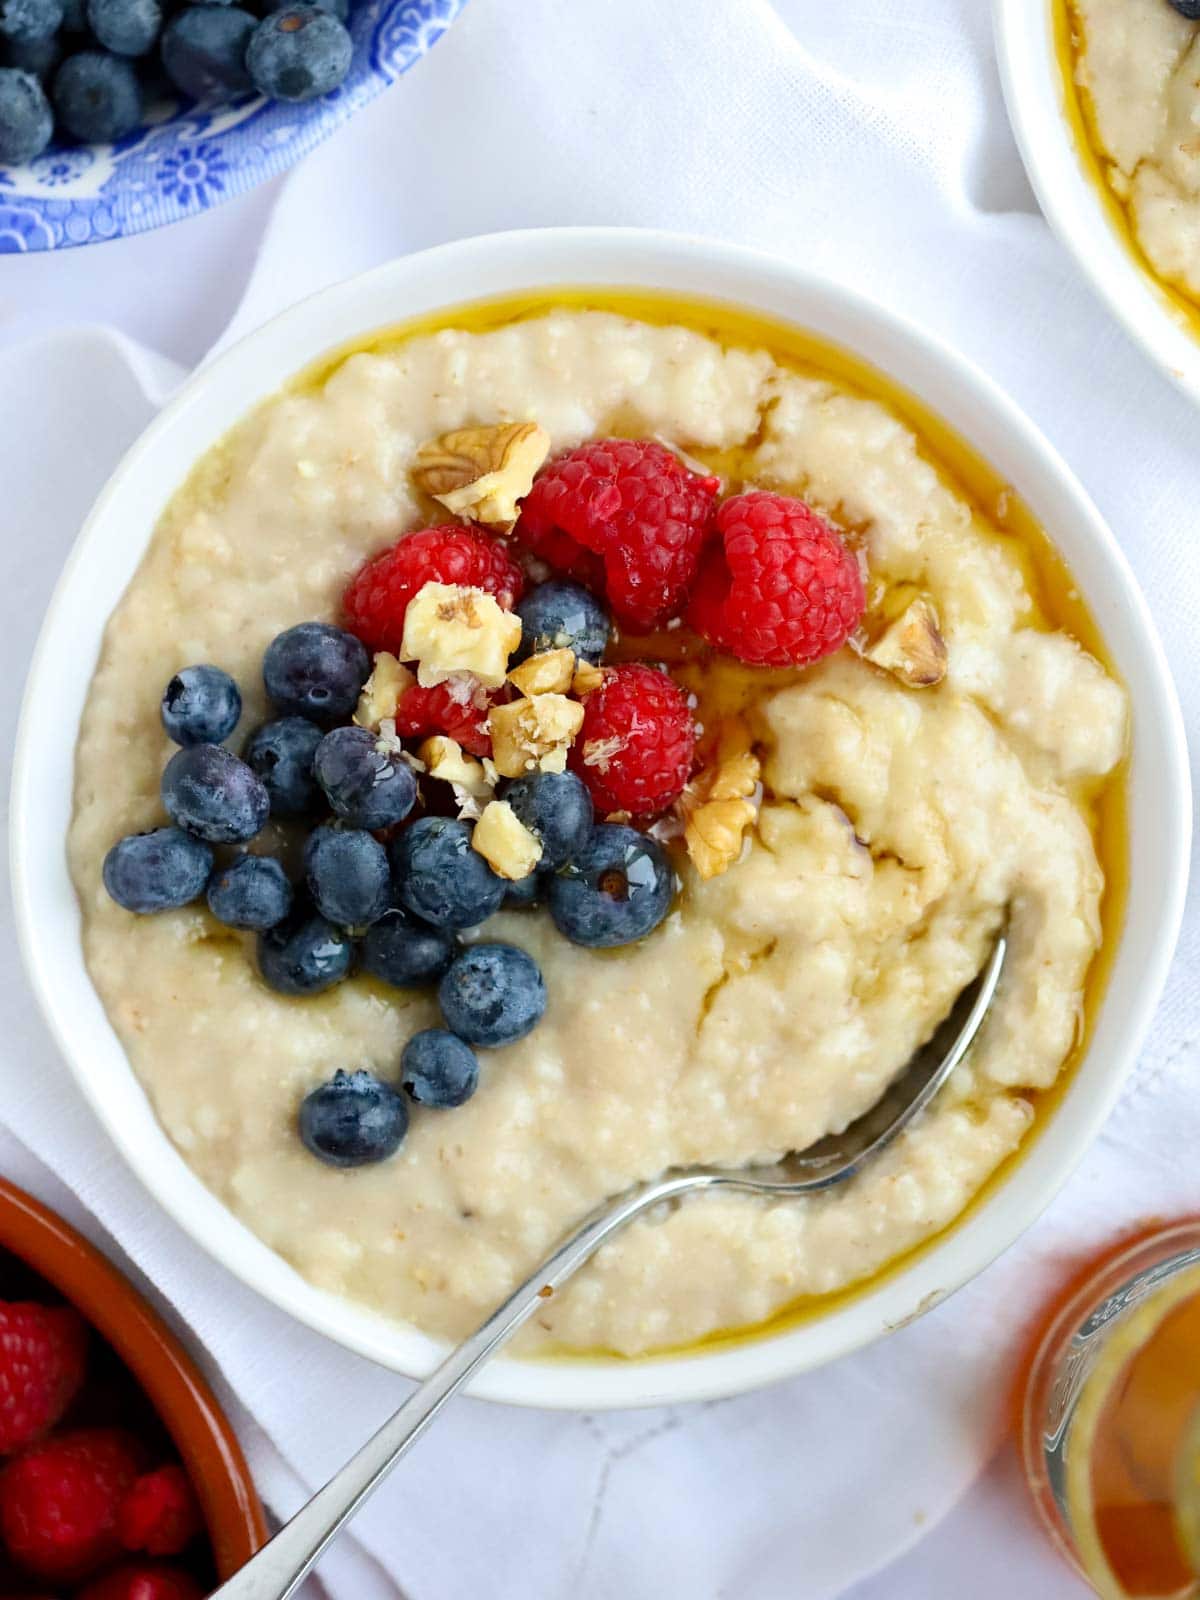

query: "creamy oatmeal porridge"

left=69, top=298, right=1128, bottom=1357
left=1063, top=0, right=1200, bottom=305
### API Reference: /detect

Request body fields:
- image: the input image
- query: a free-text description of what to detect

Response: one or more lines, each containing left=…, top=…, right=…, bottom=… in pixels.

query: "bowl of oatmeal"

left=11, top=229, right=1189, bottom=1409
left=995, top=0, right=1200, bottom=401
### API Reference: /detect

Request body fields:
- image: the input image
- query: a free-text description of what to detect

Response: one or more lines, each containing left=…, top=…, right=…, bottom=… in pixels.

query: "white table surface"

left=0, top=27, right=1102, bottom=1600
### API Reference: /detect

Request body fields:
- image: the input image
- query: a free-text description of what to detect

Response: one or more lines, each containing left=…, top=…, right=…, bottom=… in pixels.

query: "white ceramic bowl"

left=11, top=228, right=1191, bottom=1410
left=994, top=0, right=1200, bottom=404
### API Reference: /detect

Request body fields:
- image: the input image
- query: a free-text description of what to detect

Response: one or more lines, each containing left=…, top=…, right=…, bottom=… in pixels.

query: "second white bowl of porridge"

left=11, top=229, right=1189, bottom=1409
left=995, top=0, right=1200, bottom=403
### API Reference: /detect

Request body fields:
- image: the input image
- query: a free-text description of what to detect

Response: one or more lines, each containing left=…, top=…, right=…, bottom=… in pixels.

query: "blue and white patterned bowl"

left=0, top=0, right=465, bottom=253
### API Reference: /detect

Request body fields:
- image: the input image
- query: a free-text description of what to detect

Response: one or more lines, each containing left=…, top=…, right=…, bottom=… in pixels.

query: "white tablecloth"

left=1, top=2, right=1196, bottom=1596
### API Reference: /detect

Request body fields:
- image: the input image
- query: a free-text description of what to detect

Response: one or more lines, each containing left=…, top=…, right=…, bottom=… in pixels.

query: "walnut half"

left=862, top=597, right=947, bottom=688
left=412, top=422, right=550, bottom=532
left=679, top=742, right=761, bottom=880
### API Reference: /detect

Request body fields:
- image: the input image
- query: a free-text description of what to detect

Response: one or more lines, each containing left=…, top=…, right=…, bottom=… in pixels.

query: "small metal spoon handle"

left=210, top=1170, right=699, bottom=1600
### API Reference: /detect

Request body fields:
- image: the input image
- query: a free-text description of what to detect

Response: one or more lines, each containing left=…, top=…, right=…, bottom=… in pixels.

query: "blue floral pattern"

left=0, top=0, right=465, bottom=251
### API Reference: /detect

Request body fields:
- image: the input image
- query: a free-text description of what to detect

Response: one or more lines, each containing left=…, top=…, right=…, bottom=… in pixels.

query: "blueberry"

left=262, top=621, right=369, bottom=724
left=516, top=580, right=610, bottom=665
left=3, top=32, right=61, bottom=77
left=360, top=906, right=456, bottom=988
left=401, top=1029, right=479, bottom=1109
left=391, top=817, right=505, bottom=931
left=257, top=904, right=352, bottom=995
left=299, top=1069, right=408, bottom=1166
left=162, top=742, right=269, bottom=844
left=88, top=0, right=161, bottom=53
left=1169, top=1, right=1200, bottom=17
left=438, top=943, right=546, bottom=1047
left=53, top=50, right=141, bottom=141
left=103, top=827, right=212, bottom=913
left=503, top=871, right=544, bottom=909
left=304, top=824, right=390, bottom=929
left=243, top=716, right=323, bottom=819
left=503, top=770, right=593, bottom=871
left=161, top=4, right=254, bottom=100
left=0, top=0, right=62, bottom=43
left=206, top=853, right=292, bottom=930
left=547, top=824, right=674, bottom=948
left=246, top=4, right=349, bottom=101
left=160, top=664, right=241, bottom=746
left=59, top=0, right=85, bottom=28
left=312, top=725, right=416, bottom=830
left=0, top=65, right=50, bottom=158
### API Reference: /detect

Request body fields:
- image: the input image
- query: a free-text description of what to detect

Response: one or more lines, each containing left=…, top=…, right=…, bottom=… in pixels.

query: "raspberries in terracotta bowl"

left=0, top=1177, right=264, bottom=1596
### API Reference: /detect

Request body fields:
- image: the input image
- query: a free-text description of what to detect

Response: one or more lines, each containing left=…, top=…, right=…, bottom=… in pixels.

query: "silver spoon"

left=213, top=931, right=1007, bottom=1600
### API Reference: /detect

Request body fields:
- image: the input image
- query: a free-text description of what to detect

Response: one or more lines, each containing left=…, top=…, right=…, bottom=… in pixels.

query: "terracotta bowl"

left=0, top=1175, right=265, bottom=1585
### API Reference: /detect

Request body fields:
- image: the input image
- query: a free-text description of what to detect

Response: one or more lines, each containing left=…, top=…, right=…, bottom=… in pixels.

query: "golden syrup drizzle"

left=282, top=290, right=1127, bottom=1363
left=1055, top=0, right=1200, bottom=339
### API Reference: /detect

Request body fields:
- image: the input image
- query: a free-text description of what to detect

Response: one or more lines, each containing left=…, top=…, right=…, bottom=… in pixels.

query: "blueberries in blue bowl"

left=503, top=770, right=593, bottom=872
left=162, top=742, right=270, bottom=844
left=263, top=622, right=370, bottom=725
left=548, top=824, right=674, bottom=948
left=103, top=826, right=212, bottom=913
left=257, top=903, right=352, bottom=996
left=243, top=715, right=324, bottom=819
left=246, top=3, right=350, bottom=102
left=161, top=664, right=242, bottom=748
left=391, top=817, right=506, bottom=931
left=52, top=48, right=141, bottom=141
left=0, top=66, right=52, bottom=161
left=313, top=725, right=417, bottom=831
left=401, top=1029, right=479, bottom=1109
left=438, top=943, right=547, bottom=1048
left=516, top=581, right=610, bottom=666
left=300, top=1068, right=408, bottom=1167
left=360, top=906, right=457, bottom=989
left=161, top=3, right=254, bottom=99
left=304, top=823, right=391, bottom=930
left=206, top=852, right=293, bottom=931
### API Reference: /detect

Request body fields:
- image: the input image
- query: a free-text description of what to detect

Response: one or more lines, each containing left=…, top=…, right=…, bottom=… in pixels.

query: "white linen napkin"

left=2, top=1, right=1199, bottom=1596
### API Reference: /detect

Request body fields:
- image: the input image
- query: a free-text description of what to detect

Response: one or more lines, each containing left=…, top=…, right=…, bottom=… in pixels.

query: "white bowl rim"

left=11, top=225, right=1191, bottom=1410
left=993, top=0, right=1200, bottom=406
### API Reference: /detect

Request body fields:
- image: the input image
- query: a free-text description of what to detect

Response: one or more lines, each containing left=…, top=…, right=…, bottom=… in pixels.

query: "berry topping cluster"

left=101, top=421, right=873, bottom=1170
left=0, top=1296, right=204, bottom=1596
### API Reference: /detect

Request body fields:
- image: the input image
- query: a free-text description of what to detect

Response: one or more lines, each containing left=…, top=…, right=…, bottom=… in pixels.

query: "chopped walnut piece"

left=353, top=652, right=414, bottom=730
left=862, top=596, right=947, bottom=688
left=400, top=581, right=522, bottom=689
left=412, top=421, right=550, bottom=531
left=489, top=694, right=585, bottom=779
left=679, top=741, right=761, bottom=880
left=508, top=647, right=575, bottom=697
left=418, top=736, right=495, bottom=803
left=472, top=799, right=543, bottom=880
left=571, top=660, right=606, bottom=695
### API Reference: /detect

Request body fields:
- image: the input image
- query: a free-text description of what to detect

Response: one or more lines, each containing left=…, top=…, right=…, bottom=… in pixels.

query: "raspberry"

left=393, top=680, right=506, bottom=758
left=77, top=1563, right=204, bottom=1600
left=0, top=1427, right=143, bottom=1582
left=568, top=663, right=695, bottom=816
left=117, top=1466, right=202, bottom=1558
left=0, top=1302, right=87, bottom=1456
left=516, top=440, right=719, bottom=631
left=343, top=527, right=525, bottom=654
left=687, top=491, right=864, bottom=667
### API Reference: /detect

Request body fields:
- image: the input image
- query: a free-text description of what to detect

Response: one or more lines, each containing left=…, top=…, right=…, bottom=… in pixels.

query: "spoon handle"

left=211, top=1170, right=697, bottom=1600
